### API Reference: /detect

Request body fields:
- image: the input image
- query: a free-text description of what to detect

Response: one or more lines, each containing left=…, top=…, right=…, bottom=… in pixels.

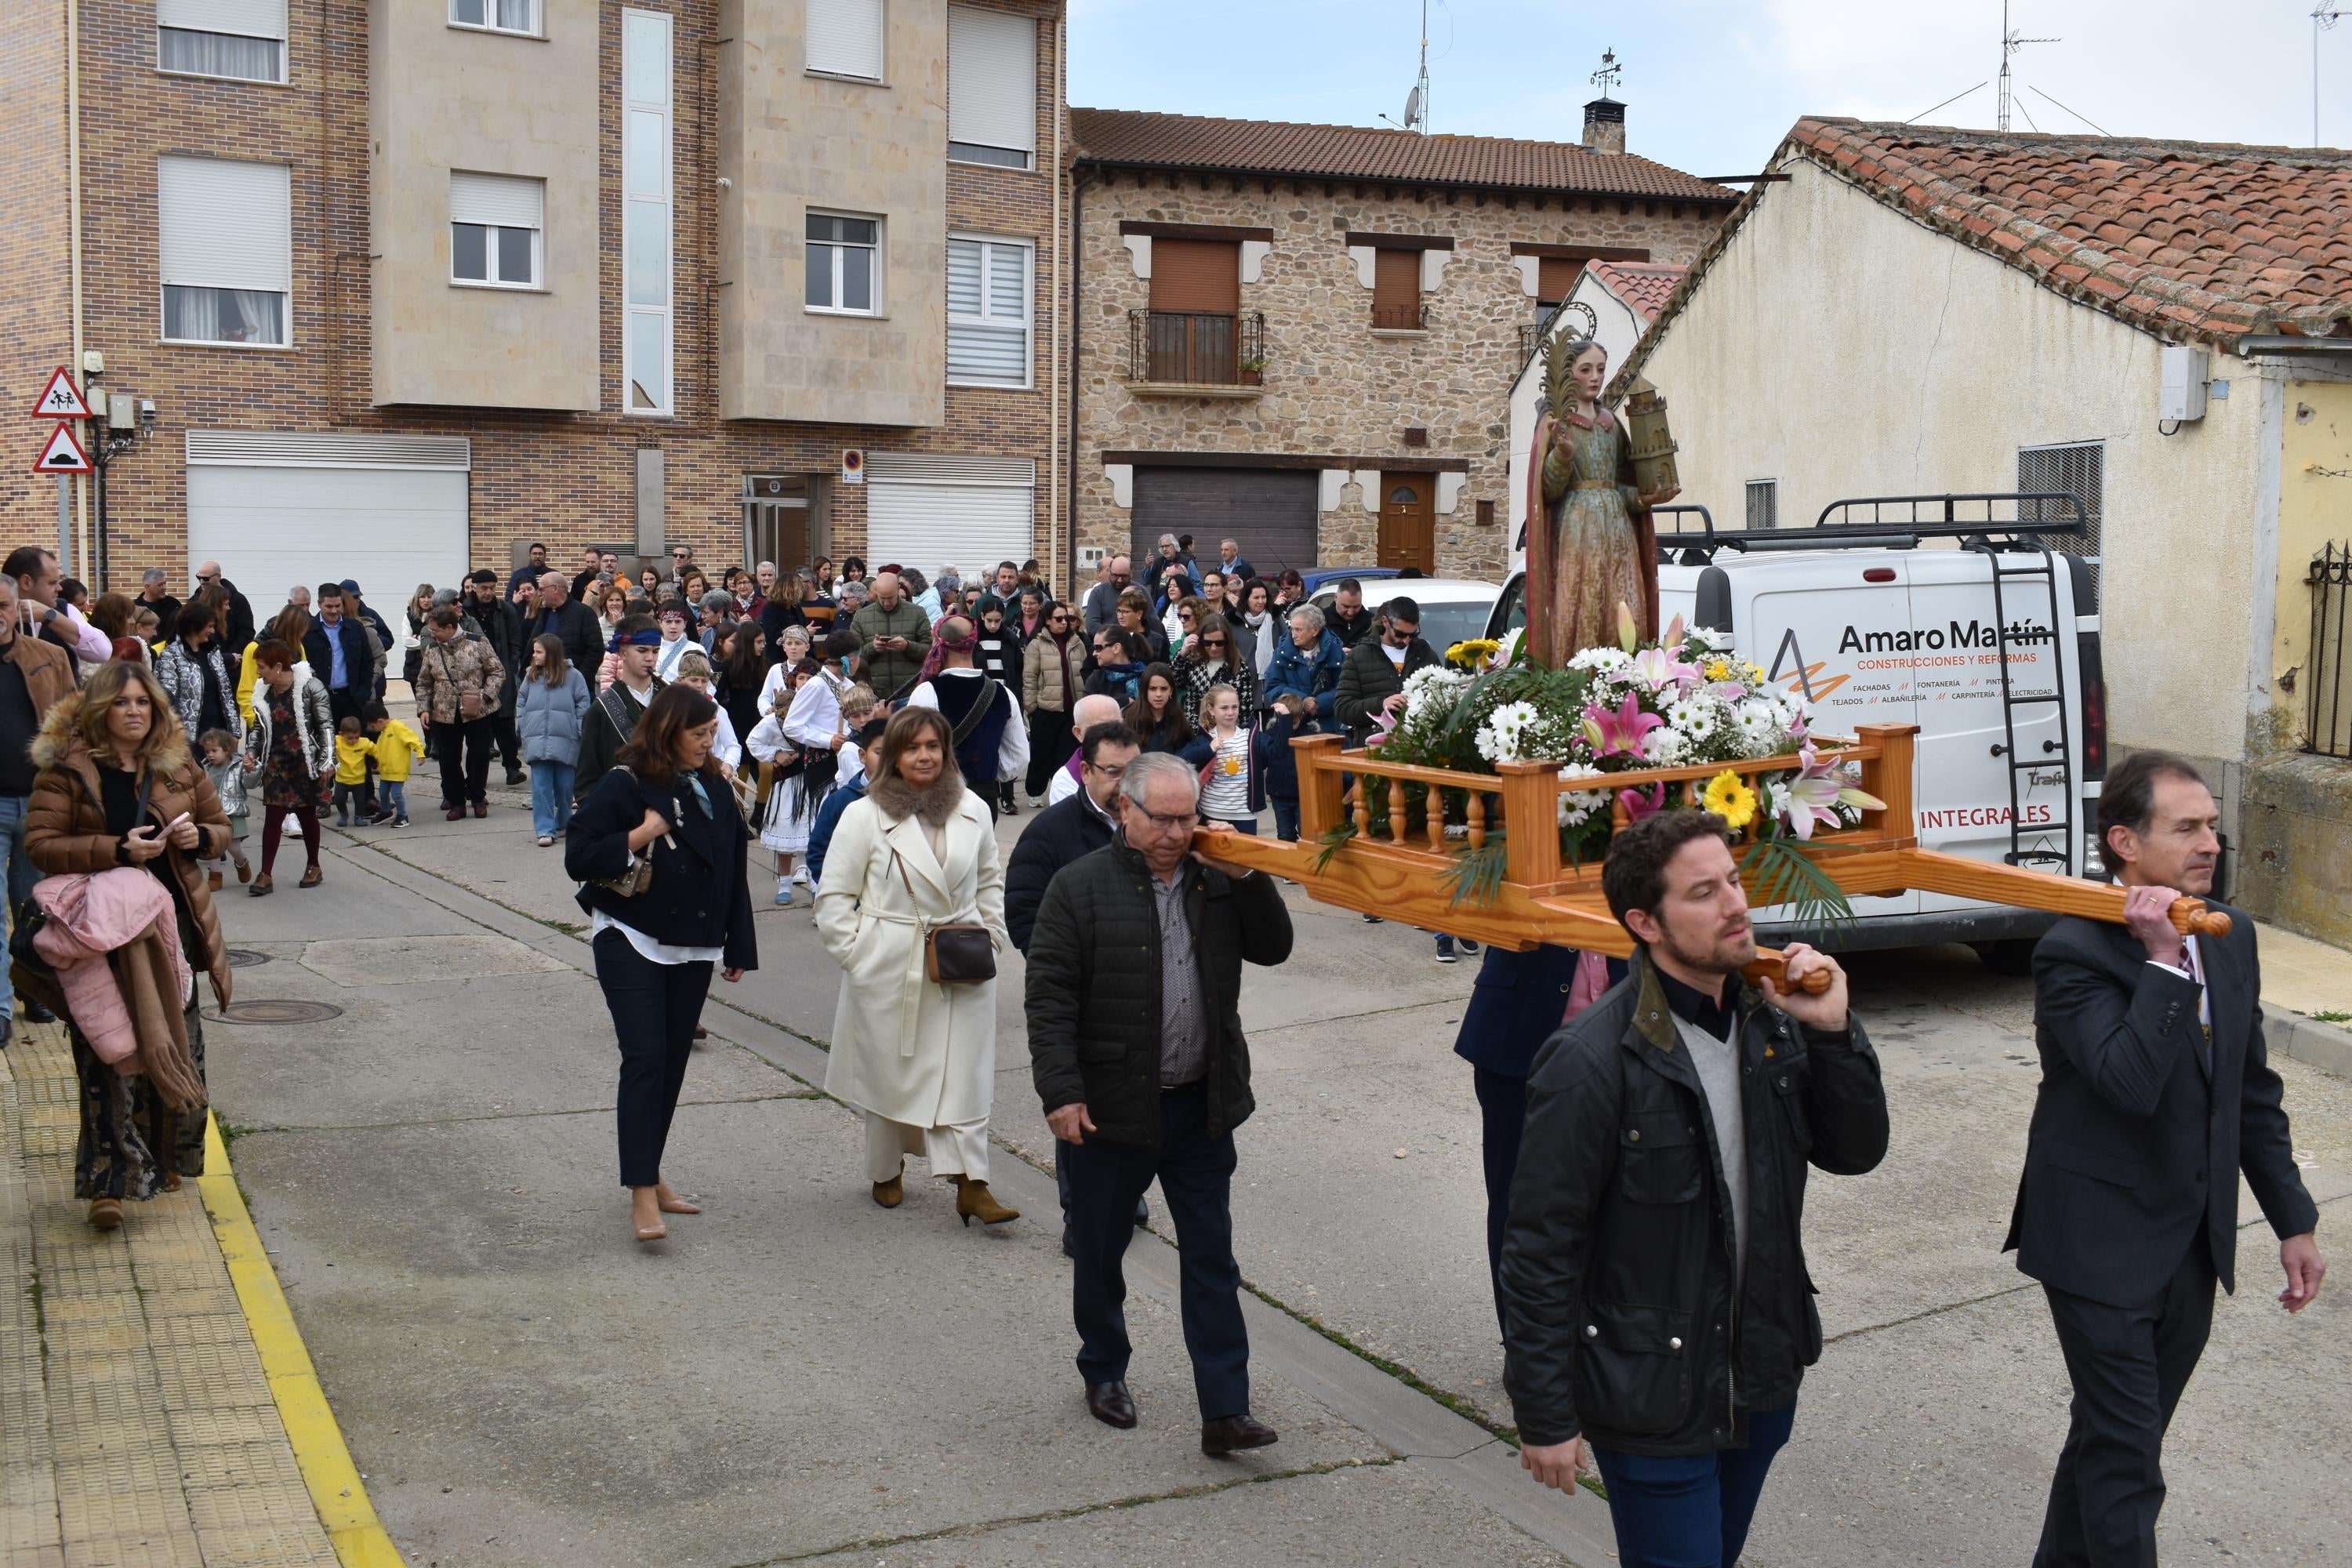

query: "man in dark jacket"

left=574, top=616, right=665, bottom=801
left=1324, top=579, right=1375, bottom=648
left=194, top=561, right=255, bottom=655
left=1503, top=810, right=1886, bottom=1566
left=2011, top=752, right=2321, bottom=1568
left=1007, top=721, right=1145, bottom=1252
left=506, top=540, right=550, bottom=597
left=1026, top=752, right=1294, bottom=1453
left=1333, top=595, right=1439, bottom=746
left=303, top=582, right=378, bottom=728
left=464, top=570, right=528, bottom=785
left=530, top=572, right=604, bottom=678
left=1453, top=943, right=1610, bottom=1331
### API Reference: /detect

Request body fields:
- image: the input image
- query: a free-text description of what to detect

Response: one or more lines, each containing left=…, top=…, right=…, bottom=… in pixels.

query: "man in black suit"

left=2010, top=750, right=2324, bottom=1567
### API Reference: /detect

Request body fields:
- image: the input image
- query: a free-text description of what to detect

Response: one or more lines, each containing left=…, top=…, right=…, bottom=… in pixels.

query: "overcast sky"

left=1068, top=1, right=2350, bottom=177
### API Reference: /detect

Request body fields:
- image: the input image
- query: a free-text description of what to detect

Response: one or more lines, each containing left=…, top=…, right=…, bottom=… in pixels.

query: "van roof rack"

left=1653, top=492, right=2088, bottom=561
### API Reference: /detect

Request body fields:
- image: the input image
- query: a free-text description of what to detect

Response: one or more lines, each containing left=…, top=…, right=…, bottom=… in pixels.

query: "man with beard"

left=1504, top=810, right=1887, bottom=1568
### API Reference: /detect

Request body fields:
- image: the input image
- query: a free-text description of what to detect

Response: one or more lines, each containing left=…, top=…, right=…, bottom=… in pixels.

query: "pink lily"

left=1582, top=691, right=1664, bottom=759
left=1778, top=742, right=1886, bottom=840
left=1365, top=703, right=1401, bottom=749
left=1664, top=612, right=1686, bottom=647
left=1630, top=644, right=1703, bottom=694
left=1616, top=601, right=1639, bottom=654
left=1617, top=781, right=1667, bottom=824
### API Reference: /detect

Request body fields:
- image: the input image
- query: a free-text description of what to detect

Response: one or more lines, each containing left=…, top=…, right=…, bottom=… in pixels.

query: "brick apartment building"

left=2, top=0, right=1069, bottom=607
left=1068, top=99, right=1737, bottom=583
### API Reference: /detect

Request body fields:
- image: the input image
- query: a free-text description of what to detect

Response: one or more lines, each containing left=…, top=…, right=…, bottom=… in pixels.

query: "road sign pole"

left=56, top=473, right=73, bottom=576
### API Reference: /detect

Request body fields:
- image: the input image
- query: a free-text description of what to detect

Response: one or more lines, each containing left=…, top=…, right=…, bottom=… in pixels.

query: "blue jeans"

left=531, top=761, right=577, bottom=837
left=0, top=793, right=37, bottom=1021
left=1591, top=1399, right=1797, bottom=1568
left=1270, top=797, right=1300, bottom=842
left=379, top=780, right=406, bottom=819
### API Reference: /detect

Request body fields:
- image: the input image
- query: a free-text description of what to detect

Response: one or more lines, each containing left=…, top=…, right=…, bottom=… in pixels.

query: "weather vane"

left=1591, top=47, right=1621, bottom=97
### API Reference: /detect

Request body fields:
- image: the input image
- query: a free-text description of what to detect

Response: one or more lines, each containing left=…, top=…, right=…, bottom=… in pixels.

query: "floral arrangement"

left=1346, top=605, right=1882, bottom=928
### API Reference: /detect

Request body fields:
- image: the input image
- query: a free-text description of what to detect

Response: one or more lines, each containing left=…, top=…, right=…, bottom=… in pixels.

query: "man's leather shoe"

left=1200, top=1414, right=1278, bottom=1456
left=1086, top=1381, right=1137, bottom=1429
left=24, top=1001, right=54, bottom=1023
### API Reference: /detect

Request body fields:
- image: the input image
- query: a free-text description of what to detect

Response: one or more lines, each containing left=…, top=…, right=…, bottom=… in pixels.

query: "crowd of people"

left=2, top=533, right=2328, bottom=1568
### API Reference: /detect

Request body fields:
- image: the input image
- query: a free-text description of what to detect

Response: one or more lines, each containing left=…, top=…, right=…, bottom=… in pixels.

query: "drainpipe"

left=1065, top=165, right=1094, bottom=604
left=1047, top=11, right=1065, bottom=591
left=67, top=0, right=89, bottom=574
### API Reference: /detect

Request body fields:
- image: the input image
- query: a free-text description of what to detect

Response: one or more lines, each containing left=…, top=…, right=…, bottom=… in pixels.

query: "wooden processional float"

left=1190, top=724, right=2230, bottom=997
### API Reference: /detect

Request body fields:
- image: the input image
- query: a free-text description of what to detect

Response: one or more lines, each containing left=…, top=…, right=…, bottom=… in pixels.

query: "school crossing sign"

left=30, top=366, right=95, bottom=421
left=27, top=366, right=96, bottom=477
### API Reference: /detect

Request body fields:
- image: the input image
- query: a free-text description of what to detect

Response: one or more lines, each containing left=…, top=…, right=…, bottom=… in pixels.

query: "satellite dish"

left=1403, top=85, right=1421, bottom=129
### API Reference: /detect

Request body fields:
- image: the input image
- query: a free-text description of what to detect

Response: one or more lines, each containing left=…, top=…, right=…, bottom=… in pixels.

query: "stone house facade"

left=1067, top=103, right=1735, bottom=588
left=3, top=0, right=1068, bottom=615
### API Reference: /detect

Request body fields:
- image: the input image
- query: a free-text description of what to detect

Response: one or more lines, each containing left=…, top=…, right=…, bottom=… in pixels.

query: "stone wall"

left=1073, top=169, right=1721, bottom=580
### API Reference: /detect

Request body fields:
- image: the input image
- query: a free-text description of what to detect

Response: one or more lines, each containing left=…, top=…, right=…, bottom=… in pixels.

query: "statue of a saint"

left=1521, top=337, right=1679, bottom=668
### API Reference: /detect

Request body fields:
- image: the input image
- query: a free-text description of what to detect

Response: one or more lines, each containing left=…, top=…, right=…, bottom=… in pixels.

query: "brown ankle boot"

left=953, top=1176, right=1018, bottom=1227
left=872, top=1173, right=903, bottom=1208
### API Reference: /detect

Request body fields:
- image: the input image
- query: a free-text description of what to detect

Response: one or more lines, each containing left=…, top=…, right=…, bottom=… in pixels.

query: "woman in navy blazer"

left=565, top=684, right=757, bottom=1245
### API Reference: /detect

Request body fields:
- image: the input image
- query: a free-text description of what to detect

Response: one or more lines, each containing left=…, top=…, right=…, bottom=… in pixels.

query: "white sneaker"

left=535, top=834, right=554, bottom=847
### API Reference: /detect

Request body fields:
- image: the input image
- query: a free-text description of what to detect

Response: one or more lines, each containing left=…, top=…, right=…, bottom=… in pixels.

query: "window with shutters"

left=157, top=0, right=286, bottom=83
left=1745, top=479, right=1778, bottom=532
left=158, top=155, right=291, bottom=347
left=1371, top=249, right=1422, bottom=330
left=623, top=9, right=673, bottom=414
left=1536, top=256, right=1584, bottom=305
left=1143, top=238, right=1243, bottom=383
left=808, top=212, right=881, bottom=314
left=808, top=0, right=885, bottom=81
left=948, top=5, right=1036, bottom=169
left=2018, top=441, right=2104, bottom=586
left=449, top=0, right=539, bottom=36
left=947, top=237, right=1032, bottom=388
left=450, top=172, right=543, bottom=289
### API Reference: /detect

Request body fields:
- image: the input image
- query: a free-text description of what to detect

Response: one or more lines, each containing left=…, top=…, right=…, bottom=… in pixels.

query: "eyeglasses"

left=196, top=571, right=219, bottom=583
left=1179, top=611, right=1197, bottom=623
left=1386, top=626, right=1418, bottom=643
left=1124, top=803, right=1195, bottom=833
left=1084, top=760, right=1128, bottom=779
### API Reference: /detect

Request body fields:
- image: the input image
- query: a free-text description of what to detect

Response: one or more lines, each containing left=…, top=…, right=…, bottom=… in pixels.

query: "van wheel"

left=1973, top=939, right=2036, bottom=977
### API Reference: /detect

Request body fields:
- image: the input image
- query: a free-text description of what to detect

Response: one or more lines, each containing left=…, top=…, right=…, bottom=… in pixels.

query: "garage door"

left=185, top=430, right=470, bottom=658
left=866, top=453, right=1034, bottom=579
left=1131, top=467, right=1317, bottom=579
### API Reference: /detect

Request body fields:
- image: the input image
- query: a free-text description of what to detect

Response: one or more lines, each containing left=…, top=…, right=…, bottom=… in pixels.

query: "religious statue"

left=1521, top=334, right=1679, bottom=669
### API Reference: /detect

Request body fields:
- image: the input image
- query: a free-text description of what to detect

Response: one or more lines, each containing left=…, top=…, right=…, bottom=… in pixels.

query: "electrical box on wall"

left=2160, top=345, right=2208, bottom=423
left=1077, top=546, right=1106, bottom=572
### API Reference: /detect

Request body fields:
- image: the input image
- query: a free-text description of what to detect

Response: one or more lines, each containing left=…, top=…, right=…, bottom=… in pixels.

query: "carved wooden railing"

left=1193, top=722, right=2227, bottom=982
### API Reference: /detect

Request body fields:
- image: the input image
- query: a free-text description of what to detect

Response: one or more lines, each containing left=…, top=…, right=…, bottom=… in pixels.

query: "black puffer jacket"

left=1025, top=841, right=1293, bottom=1149
left=1333, top=635, right=1439, bottom=745
left=1501, top=953, right=1887, bottom=1456
left=1004, top=791, right=1115, bottom=952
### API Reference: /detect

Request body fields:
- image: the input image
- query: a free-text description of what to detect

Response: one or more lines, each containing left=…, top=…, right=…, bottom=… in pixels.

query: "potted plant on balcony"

left=1237, top=354, right=1267, bottom=387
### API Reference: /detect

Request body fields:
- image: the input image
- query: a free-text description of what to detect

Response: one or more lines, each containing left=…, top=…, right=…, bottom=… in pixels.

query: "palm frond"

left=1738, top=834, right=1857, bottom=942
left=1309, top=819, right=1359, bottom=874
left=1439, top=832, right=1510, bottom=909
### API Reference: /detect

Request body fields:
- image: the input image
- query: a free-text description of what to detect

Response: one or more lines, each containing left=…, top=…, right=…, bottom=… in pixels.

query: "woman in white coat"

left=814, top=706, right=1017, bottom=1227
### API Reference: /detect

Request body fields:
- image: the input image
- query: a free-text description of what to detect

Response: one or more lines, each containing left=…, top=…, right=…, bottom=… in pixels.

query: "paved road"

left=201, top=786, right=2351, bottom=1566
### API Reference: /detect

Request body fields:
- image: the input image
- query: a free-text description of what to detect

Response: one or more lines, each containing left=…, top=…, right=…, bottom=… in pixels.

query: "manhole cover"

left=212, top=1000, right=343, bottom=1025
left=226, top=949, right=271, bottom=968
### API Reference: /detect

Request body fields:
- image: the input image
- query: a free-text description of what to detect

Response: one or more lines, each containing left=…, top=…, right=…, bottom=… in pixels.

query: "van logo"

left=1835, top=619, right=2053, bottom=655
left=1766, top=629, right=1849, bottom=700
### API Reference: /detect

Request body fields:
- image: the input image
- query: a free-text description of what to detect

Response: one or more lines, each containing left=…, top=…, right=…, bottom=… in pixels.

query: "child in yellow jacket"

left=332, top=718, right=372, bottom=828
left=365, top=701, right=423, bottom=827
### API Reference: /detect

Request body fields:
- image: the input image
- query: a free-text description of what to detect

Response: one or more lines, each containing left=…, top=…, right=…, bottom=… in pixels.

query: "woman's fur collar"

left=31, top=691, right=199, bottom=789
left=868, top=768, right=967, bottom=829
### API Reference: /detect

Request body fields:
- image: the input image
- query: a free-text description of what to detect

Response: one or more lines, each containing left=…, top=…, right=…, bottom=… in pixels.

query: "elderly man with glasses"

left=1026, top=751, right=1294, bottom=1451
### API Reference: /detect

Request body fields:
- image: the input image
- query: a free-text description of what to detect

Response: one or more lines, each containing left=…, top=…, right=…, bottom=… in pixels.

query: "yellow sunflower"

left=1701, top=769, right=1759, bottom=830
left=1446, top=637, right=1501, bottom=670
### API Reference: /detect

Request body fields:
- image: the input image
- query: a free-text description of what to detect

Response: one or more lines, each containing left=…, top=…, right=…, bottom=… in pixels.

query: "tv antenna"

left=1592, top=46, right=1623, bottom=100
left=1996, top=1, right=2057, bottom=132
left=2318, top=5, right=2348, bottom=147
left=1380, top=0, right=1433, bottom=134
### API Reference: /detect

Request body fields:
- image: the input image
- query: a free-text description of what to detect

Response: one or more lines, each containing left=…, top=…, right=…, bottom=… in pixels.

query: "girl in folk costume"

left=1522, top=335, right=1679, bottom=665
left=746, top=659, right=822, bottom=906
left=812, top=706, right=1014, bottom=1227
left=971, top=597, right=1024, bottom=815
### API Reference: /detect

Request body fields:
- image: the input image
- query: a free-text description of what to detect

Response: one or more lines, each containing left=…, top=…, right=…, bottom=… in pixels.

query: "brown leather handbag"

left=892, top=848, right=995, bottom=984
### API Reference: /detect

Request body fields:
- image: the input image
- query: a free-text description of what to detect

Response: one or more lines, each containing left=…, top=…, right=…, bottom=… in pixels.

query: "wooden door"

left=1377, top=475, right=1434, bottom=574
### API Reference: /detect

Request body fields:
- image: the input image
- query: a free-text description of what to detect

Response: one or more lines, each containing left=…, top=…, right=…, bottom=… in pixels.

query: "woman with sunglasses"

left=1082, top=627, right=1149, bottom=704
left=1171, top=610, right=1261, bottom=727
left=1021, top=599, right=1084, bottom=801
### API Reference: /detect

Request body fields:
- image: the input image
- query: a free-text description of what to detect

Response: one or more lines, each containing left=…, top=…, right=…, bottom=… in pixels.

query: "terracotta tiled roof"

left=1069, top=107, right=1738, bottom=205
left=1584, top=260, right=1687, bottom=321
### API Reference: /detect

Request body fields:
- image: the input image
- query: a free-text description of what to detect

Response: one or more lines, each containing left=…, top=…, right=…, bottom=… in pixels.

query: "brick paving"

left=0, top=1021, right=336, bottom=1568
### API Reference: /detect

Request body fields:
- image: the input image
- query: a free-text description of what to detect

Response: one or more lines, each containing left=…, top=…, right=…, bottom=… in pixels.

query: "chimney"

left=1582, top=97, right=1625, bottom=155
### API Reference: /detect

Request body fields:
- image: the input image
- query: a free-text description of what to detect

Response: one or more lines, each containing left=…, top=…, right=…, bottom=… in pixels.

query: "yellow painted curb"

left=198, top=1113, right=406, bottom=1568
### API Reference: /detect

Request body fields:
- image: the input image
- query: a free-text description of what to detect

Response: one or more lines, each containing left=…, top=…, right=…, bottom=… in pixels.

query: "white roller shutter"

left=449, top=172, right=544, bottom=230
left=807, top=0, right=884, bottom=78
left=158, top=156, right=291, bottom=292
left=186, top=432, right=471, bottom=660
left=866, top=454, right=1034, bottom=576
left=158, top=0, right=286, bottom=38
left=948, top=6, right=1036, bottom=157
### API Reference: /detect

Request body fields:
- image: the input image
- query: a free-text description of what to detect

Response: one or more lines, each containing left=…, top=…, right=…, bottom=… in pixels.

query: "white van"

left=1490, top=496, right=2107, bottom=971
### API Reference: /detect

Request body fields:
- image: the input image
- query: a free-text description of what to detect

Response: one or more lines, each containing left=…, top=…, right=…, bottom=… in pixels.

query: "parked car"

left=1296, top=565, right=1401, bottom=597
left=1315, top=577, right=1502, bottom=659
left=1487, top=497, right=2107, bottom=971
